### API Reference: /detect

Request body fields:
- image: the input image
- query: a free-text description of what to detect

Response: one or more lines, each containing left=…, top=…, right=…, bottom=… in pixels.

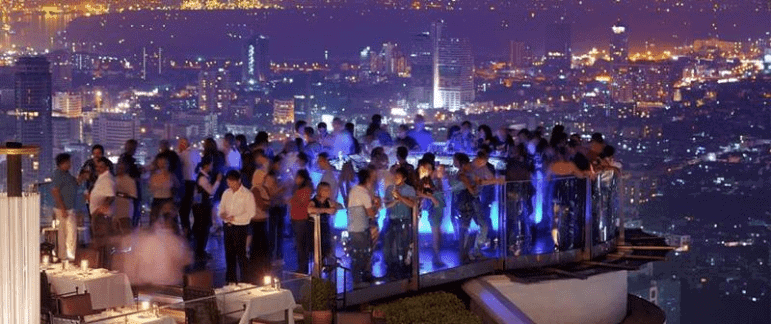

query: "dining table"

left=214, top=283, right=297, bottom=324
left=43, top=262, right=135, bottom=310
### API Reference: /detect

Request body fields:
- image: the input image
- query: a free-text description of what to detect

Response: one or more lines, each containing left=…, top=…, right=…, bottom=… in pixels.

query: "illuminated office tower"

left=610, top=20, right=629, bottom=64
left=544, top=22, right=572, bottom=75
left=198, top=68, right=231, bottom=112
left=243, top=35, right=270, bottom=84
left=14, top=56, right=52, bottom=183
left=273, top=98, right=294, bottom=125
left=437, top=37, right=474, bottom=111
left=52, top=91, right=82, bottom=118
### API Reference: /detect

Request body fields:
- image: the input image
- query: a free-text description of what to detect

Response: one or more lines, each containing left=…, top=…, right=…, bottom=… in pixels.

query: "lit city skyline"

left=0, top=0, right=768, bottom=323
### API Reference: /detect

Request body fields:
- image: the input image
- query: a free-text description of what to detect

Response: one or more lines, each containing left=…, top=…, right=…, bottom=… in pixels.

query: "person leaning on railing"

left=383, top=167, right=417, bottom=280
left=347, top=167, right=380, bottom=288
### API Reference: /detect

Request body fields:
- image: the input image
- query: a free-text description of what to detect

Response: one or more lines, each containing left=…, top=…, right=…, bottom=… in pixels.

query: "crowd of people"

left=49, top=113, right=622, bottom=288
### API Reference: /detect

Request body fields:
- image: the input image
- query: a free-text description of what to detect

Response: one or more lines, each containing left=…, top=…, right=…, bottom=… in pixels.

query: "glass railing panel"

left=504, top=175, right=588, bottom=257
left=592, top=170, right=619, bottom=245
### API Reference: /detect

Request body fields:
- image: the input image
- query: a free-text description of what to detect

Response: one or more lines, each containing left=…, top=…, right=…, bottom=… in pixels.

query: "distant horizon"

left=14, top=7, right=764, bottom=62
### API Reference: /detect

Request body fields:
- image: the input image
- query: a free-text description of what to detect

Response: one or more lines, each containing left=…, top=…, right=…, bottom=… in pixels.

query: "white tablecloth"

left=44, top=264, right=134, bottom=310
left=83, top=306, right=176, bottom=324
left=214, top=284, right=296, bottom=324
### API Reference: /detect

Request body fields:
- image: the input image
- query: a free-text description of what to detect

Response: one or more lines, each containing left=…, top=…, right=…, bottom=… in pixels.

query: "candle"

left=80, top=259, right=88, bottom=272
left=42, top=255, right=49, bottom=266
left=63, top=260, right=69, bottom=270
left=141, top=301, right=150, bottom=311
left=263, top=276, right=272, bottom=287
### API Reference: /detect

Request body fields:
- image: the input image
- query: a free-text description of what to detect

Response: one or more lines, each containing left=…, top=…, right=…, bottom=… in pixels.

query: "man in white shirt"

left=317, top=153, right=339, bottom=203
left=90, top=157, right=116, bottom=218
left=178, top=138, right=201, bottom=239
left=219, top=170, right=256, bottom=284
left=347, top=168, right=380, bottom=287
left=331, top=117, right=353, bottom=157
left=223, top=133, right=242, bottom=170
left=89, top=157, right=116, bottom=267
left=408, top=114, right=434, bottom=152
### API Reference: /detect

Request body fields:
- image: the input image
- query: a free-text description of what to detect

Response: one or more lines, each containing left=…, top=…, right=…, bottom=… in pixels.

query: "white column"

left=0, top=194, right=41, bottom=323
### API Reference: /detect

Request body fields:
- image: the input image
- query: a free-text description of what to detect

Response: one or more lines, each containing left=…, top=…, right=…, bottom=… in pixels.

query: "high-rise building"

left=360, top=46, right=373, bottom=77
left=610, top=21, right=629, bottom=64
left=47, top=50, right=73, bottom=92
left=52, top=91, right=82, bottom=118
left=198, top=68, right=231, bottom=112
left=243, top=35, right=270, bottom=84
left=273, top=98, right=294, bottom=125
left=409, top=32, right=433, bottom=107
left=173, top=111, right=218, bottom=142
left=544, top=22, right=572, bottom=75
left=430, top=20, right=443, bottom=108
left=15, top=56, right=52, bottom=182
left=52, top=116, right=81, bottom=150
left=436, top=37, right=475, bottom=111
left=92, top=113, right=140, bottom=151
left=509, top=41, right=526, bottom=68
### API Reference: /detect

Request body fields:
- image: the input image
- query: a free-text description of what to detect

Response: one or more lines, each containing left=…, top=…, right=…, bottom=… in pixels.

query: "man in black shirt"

left=119, top=139, right=142, bottom=227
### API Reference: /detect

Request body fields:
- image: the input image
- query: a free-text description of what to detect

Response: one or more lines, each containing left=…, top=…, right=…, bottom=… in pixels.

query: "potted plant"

left=301, top=277, right=335, bottom=324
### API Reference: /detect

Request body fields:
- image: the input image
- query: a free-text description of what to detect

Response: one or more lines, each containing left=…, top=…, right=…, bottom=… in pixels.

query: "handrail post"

left=583, top=177, right=592, bottom=260
left=615, top=172, right=625, bottom=246
left=410, top=202, right=419, bottom=291
left=312, top=214, right=322, bottom=278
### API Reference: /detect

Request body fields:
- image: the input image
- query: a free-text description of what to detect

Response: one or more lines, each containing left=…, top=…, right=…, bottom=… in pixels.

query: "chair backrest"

left=76, top=248, right=101, bottom=270
left=183, top=270, right=213, bottom=289
left=183, top=286, right=220, bottom=324
left=58, top=292, right=93, bottom=317
left=41, top=271, right=56, bottom=312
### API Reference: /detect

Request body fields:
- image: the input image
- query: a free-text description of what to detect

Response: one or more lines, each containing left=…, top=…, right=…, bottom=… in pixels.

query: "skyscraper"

left=430, top=20, right=443, bottom=109
left=437, top=37, right=475, bottom=111
left=544, top=22, right=572, bottom=75
left=198, top=68, right=231, bottom=112
left=15, top=56, right=53, bottom=182
left=409, top=32, right=433, bottom=107
left=509, top=41, right=526, bottom=68
left=610, top=20, right=629, bottom=64
left=243, top=35, right=270, bottom=85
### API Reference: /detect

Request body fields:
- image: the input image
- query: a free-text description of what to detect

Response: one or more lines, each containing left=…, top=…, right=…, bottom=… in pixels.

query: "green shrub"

left=300, top=277, right=336, bottom=311
left=374, top=291, right=482, bottom=324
